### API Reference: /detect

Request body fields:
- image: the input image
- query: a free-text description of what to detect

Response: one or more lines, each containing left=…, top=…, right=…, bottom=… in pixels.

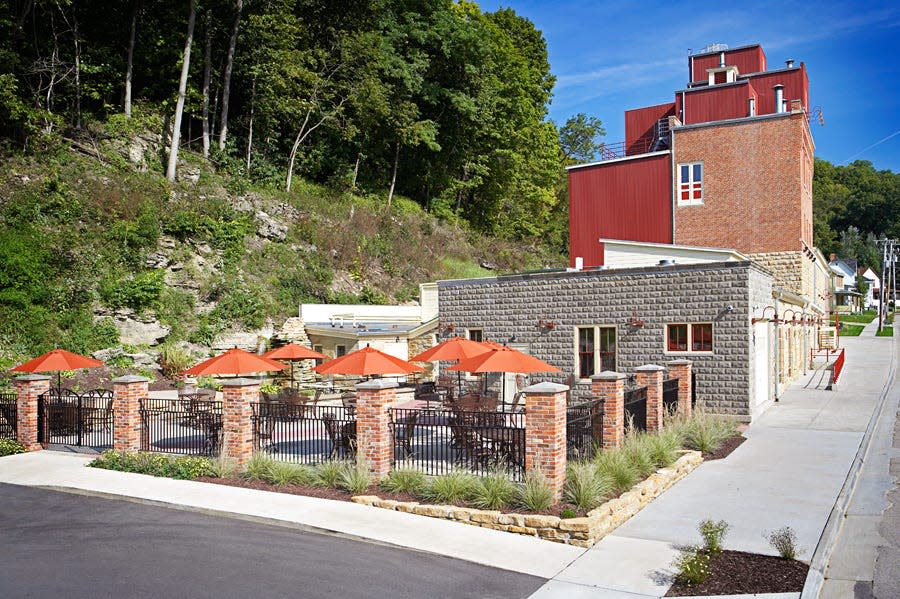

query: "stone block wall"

left=438, top=261, right=771, bottom=418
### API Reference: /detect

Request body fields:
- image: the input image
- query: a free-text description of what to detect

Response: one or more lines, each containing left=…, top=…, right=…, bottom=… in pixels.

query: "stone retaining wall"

left=352, top=450, right=703, bottom=547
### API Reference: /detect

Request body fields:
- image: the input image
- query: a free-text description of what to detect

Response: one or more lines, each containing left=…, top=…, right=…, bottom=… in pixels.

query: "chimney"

left=785, top=59, right=794, bottom=68
left=749, top=97, right=756, bottom=117
left=719, top=51, right=725, bottom=67
left=773, top=84, right=784, bottom=113
left=829, top=253, right=836, bottom=262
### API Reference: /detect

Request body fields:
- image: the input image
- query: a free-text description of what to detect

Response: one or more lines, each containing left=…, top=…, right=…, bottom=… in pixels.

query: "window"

left=335, top=344, right=347, bottom=357
left=467, top=328, right=483, bottom=343
left=313, top=345, right=325, bottom=365
left=678, top=162, right=703, bottom=206
left=666, top=323, right=713, bottom=353
left=576, top=326, right=617, bottom=378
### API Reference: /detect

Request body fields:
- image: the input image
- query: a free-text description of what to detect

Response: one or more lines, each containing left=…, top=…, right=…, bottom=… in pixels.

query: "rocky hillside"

left=0, top=120, right=562, bottom=379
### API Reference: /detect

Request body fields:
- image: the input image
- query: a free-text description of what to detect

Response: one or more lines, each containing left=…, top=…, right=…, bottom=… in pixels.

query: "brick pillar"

left=112, top=375, right=148, bottom=453
left=222, top=378, right=259, bottom=468
left=355, top=380, right=397, bottom=481
left=635, top=364, right=665, bottom=432
left=13, top=374, right=50, bottom=451
left=523, top=382, right=568, bottom=502
left=666, top=360, right=693, bottom=417
left=592, top=371, right=626, bottom=449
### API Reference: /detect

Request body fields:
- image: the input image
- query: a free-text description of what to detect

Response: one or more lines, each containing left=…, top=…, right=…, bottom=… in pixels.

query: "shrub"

left=424, top=470, right=479, bottom=504
left=594, top=450, right=640, bottom=493
left=623, top=433, right=657, bottom=477
left=565, top=462, right=612, bottom=510
left=768, top=527, right=799, bottom=560
left=158, top=344, right=193, bottom=378
left=560, top=508, right=577, bottom=519
left=315, top=460, right=350, bottom=488
left=698, top=519, right=729, bottom=554
left=268, top=460, right=316, bottom=487
left=517, top=473, right=555, bottom=511
left=259, top=382, right=281, bottom=396
left=672, top=545, right=711, bottom=586
left=671, top=409, right=738, bottom=453
left=472, top=470, right=517, bottom=510
left=381, top=468, right=428, bottom=495
left=100, top=269, right=165, bottom=313
left=0, top=439, right=26, bottom=457
left=208, top=454, right=240, bottom=479
left=646, top=429, right=682, bottom=468
left=244, top=453, right=278, bottom=483
left=89, top=451, right=214, bottom=480
left=338, top=462, right=372, bottom=494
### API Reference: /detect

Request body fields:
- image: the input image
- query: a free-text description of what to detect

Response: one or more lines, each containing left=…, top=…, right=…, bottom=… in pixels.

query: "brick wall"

left=673, top=112, right=813, bottom=253
left=438, top=261, right=772, bottom=418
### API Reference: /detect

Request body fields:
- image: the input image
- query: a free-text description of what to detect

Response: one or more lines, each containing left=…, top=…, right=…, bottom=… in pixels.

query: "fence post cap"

left=522, top=382, right=569, bottom=394
left=666, top=359, right=693, bottom=366
left=111, top=375, right=151, bottom=384
left=635, top=364, right=666, bottom=372
left=13, top=374, right=52, bottom=382
left=221, top=377, right=262, bottom=387
left=356, top=379, right=399, bottom=391
left=591, top=371, right=627, bottom=381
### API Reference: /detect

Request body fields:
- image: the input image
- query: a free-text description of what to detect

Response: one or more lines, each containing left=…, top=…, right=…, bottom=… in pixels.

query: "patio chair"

left=448, top=414, right=492, bottom=469
left=341, top=392, right=357, bottom=417
left=255, top=400, right=277, bottom=452
left=394, top=411, right=419, bottom=458
left=323, top=413, right=354, bottom=458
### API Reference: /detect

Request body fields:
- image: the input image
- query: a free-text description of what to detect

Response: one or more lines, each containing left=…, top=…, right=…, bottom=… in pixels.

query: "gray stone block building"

left=437, top=261, right=774, bottom=420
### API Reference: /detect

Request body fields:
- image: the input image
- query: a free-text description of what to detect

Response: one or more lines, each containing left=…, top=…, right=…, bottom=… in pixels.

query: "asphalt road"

left=0, top=483, right=545, bottom=599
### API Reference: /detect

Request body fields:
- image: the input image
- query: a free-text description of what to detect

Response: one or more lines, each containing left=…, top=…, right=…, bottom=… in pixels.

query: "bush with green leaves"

left=0, top=439, right=26, bottom=457
left=768, top=527, right=799, bottom=560
left=672, top=545, right=711, bottom=586
left=698, top=519, right=729, bottom=554
left=381, top=468, right=428, bottom=495
left=564, top=462, right=612, bottom=510
left=472, top=470, right=517, bottom=510
left=158, top=344, right=193, bottom=378
left=89, top=451, right=214, bottom=480
left=424, top=470, right=479, bottom=504
left=517, top=473, right=555, bottom=512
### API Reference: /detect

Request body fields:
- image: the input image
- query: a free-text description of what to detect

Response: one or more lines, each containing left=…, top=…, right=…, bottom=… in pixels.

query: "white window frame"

left=665, top=322, right=714, bottom=354
left=574, top=325, right=617, bottom=381
left=466, top=328, right=484, bottom=343
left=677, top=161, right=704, bottom=206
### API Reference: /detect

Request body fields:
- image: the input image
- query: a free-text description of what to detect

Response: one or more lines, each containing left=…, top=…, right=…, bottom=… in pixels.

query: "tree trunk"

left=124, top=0, right=139, bottom=117
left=166, top=0, right=196, bottom=183
left=351, top=153, right=361, bottom=188
left=245, top=75, right=256, bottom=172
left=201, top=9, right=212, bottom=158
left=217, top=0, right=242, bottom=152
left=387, top=141, right=399, bottom=208
left=286, top=129, right=304, bottom=193
left=72, top=9, right=82, bottom=129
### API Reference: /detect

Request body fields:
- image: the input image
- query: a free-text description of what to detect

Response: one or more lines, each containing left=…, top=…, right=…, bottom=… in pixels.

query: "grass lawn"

left=876, top=327, right=894, bottom=337
left=834, top=310, right=877, bottom=324
left=833, top=323, right=865, bottom=336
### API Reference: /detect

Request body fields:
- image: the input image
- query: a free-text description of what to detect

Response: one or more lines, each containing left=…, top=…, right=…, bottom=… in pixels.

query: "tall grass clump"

left=381, top=468, right=428, bottom=495
left=623, top=433, right=657, bottom=477
left=564, top=462, right=612, bottom=510
left=517, top=473, right=555, bottom=512
left=645, top=429, right=682, bottom=468
left=593, top=449, right=640, bottom=493
left=208, top=454, right=240, bottom=479
left=472, top=470, right=517, bottom=510
left=338, top=462, right=372, bottom=494
left=244, top=453, right=278, bottom=482
left=667, top=408, right=738, bottom=453
left=268, top=460, right=316, bottom=486
left=314, top=460, right=350, bottom=488
left=424, top=470, right=479, bottom=504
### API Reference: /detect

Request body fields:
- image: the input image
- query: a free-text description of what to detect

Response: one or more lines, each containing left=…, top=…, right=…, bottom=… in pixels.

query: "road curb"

left=801, top=333, right=898, bottom=598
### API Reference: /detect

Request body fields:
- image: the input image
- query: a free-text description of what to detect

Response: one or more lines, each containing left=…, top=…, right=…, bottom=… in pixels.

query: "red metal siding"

left=743, top=68, right=808, bottom=114
left=568, top=154, right=672, bottom=267
left=681, top=82, right=753, bottom=124
left=690, top=45, right=766, bottom=82
left=625, top=102, right=675, bottom=154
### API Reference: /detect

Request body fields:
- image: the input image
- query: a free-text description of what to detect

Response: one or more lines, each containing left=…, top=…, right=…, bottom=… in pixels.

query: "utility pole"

left=876, top=239, right=898, bottom=333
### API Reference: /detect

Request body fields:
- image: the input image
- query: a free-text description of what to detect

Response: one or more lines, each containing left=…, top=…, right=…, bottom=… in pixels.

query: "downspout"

left=774, top=296, right=780, bottom=402
left=670, top=125, right=676, bottom=243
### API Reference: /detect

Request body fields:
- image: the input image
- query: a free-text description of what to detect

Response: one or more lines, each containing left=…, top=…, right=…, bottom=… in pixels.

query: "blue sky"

left=480, top=1, right=900, bottom=171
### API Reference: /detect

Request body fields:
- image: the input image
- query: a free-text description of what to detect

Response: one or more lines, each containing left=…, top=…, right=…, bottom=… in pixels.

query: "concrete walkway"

left=531, top=334, right=894, bottom=598
left=0, top=334, right=892, bottom=598
left=860, top=317, right=880, bottom=337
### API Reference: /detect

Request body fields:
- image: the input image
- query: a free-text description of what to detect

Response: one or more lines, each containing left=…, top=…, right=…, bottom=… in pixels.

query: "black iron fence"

left=0, top=392, right=16, bottom=440
left=389, top=408, right=525, bottom=481
left=662, top=378, right=679, bottom=415
left=623, top=385, right=648, bottom=432
left=251, top=403, right=356, bottom=465
left=38, top=389, right=114, bottom=450
left=140, top=398, right=223, bottom=456
left=566, top=399, right=604, bottom=460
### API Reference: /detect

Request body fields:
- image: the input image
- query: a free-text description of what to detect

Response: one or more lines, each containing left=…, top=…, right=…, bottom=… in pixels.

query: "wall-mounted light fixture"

left=626, top=312, right=644, bottom=329
left=438, top=323, right=456, bottom=334
left=751, top=305, right=780, bottom=324
left=536, top=318, right=557, bottom=331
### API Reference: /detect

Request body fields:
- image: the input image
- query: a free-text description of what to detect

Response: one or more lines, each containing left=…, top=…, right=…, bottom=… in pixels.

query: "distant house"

left=859, top=267, right=880, bottom=309
left=828, top=254, right=861, bottom=312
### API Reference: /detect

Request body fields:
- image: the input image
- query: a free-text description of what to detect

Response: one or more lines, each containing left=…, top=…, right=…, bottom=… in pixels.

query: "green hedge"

left=89, top=451, right=215, bottom=480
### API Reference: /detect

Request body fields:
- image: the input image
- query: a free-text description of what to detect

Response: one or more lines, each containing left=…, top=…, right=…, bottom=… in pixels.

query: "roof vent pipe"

left=749, top=97, right=756, bottom=117
left=659, top=259, right=676, bottom=267
left=719, top=51, right=725, bottom=67
left=773, top=84, right=784, bottom=114
left=785, top=59, right=794, bottom=68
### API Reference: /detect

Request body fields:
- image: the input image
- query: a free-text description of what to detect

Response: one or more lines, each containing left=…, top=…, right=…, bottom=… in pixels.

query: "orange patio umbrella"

left=11, top=348, right=105, bottom=391
left=313, top=345, right=424, bottom=377
left=449, top=345, right=560, bottom=409
left=410, top=336, right=491, bottom=395
left=183, top=347, right=288, bottom=377
left=263, top=343, right=328, bottom=388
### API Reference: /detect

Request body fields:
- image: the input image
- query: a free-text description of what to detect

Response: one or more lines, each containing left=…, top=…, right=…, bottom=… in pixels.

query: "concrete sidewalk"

left=531, top=334, right=894, bottom=598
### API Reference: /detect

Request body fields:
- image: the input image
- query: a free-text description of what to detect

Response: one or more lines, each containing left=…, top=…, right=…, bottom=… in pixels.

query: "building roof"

left=829, top=258, right=858, bottom=278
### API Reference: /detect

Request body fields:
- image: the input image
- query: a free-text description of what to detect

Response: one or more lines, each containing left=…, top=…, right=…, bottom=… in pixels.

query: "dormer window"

left=706, top=65, right=739, bottom=85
